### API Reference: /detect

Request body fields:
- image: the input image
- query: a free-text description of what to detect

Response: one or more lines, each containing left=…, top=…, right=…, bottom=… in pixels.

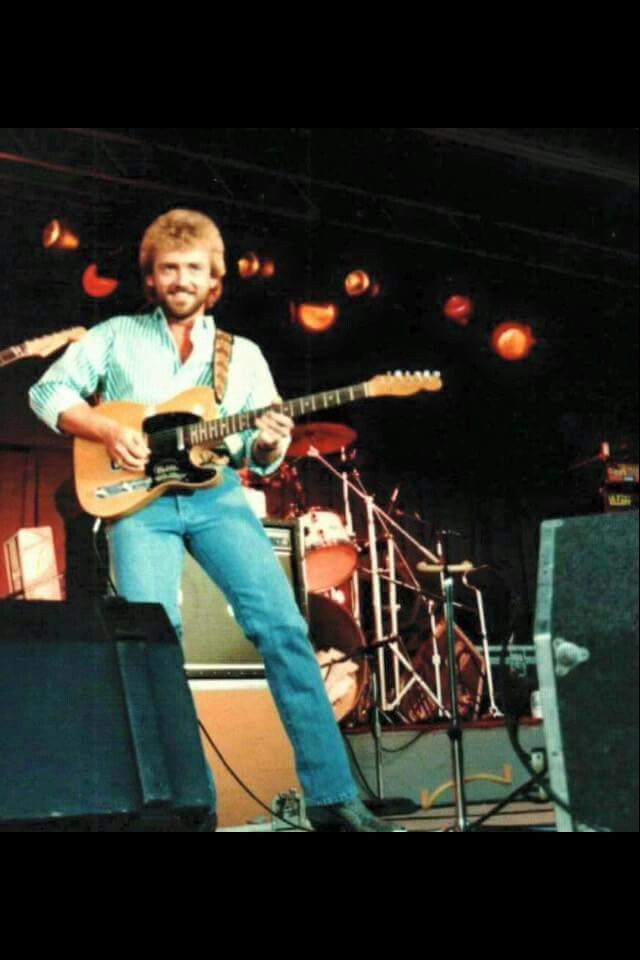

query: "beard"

left=158, top=287, right=210, bottom=322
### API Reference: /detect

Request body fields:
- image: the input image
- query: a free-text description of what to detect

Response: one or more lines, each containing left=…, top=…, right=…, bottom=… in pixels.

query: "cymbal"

left=287, top=422, right=357, bottom=458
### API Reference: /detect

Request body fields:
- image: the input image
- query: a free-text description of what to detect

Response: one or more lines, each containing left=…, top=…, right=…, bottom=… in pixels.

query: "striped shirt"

left=29, top=309, right=287, bottom=475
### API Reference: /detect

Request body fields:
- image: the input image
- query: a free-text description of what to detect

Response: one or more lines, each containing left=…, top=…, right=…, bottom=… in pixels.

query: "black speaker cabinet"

left=534, top=512, right=638, bottom=832
left=0, top=599, right=214, bottom=831
left=181, top=519, right=306, bottom=677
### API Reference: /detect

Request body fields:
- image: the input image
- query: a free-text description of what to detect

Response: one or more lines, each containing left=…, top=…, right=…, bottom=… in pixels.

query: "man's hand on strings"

left=254, top=398, right=293, bottom=461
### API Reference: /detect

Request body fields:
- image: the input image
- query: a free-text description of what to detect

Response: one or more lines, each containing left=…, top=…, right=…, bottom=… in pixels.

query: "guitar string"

left=145, top=383, right=370, bottom=448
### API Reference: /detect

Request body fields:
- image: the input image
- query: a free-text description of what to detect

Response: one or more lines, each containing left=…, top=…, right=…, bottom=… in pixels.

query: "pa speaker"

left=0, top=599, right=214, bottom=831
left=534, top=512, right=638, bottom=832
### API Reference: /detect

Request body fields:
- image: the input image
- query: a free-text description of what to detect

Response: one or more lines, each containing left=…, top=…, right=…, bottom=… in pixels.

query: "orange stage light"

left=238, top=252, right=261, bottom=278
left=443, top=294, right=474, bottom=326
left=345, top=270, right=371, bottom=297
left=293, top=302, right=340, bottom=334
left=82, top=263, right=119, bottom=299
left=260, top=258, right=276, bottom=278
left=491, top=321, right=536, bottom=361
left=42, top=219, right=80, bottom=251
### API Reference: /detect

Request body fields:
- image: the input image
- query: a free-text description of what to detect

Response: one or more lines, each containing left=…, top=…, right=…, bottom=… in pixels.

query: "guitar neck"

left=0, top=345, right=24, bottom=368
left=182, top=382, right=369, bottom=448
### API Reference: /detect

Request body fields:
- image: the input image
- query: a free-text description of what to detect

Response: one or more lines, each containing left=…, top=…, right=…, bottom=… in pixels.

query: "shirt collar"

left=152, top=308, right=216, bottom=351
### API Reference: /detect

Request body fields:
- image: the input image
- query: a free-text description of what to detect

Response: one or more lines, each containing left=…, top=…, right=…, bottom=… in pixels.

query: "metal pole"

left=443, top=575, right=468, bottom=831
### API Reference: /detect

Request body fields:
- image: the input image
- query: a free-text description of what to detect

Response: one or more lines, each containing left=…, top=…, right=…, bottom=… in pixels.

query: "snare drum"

left=301, top=508, right=358, bottom=593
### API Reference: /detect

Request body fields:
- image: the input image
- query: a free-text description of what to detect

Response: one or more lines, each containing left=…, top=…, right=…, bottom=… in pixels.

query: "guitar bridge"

left=95, top=478, right=153, bottom=499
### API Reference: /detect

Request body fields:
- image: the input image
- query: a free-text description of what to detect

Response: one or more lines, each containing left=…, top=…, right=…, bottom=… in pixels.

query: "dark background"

left=0, top=128, right=637, bottom=644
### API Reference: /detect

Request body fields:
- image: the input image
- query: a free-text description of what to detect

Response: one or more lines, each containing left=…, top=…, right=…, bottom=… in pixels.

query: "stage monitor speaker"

left=181, top=519, right=306, bottom=677
left=534, top=512, right=638, bottom=832
left=0, top=599, right=214, bottom=831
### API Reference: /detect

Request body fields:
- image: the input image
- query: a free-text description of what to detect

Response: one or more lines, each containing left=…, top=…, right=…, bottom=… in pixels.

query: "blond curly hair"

left=139, top=209, right=227, bottom=293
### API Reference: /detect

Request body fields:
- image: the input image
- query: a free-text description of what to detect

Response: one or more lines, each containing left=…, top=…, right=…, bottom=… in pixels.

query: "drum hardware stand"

left=304, top=449, right=495, bottom=831
left=307, top=448, right=451, bottom=813
left=311, top=449, right=449, bottom=716
left=307, top=447, right=448, bottom=716
left=331, top=459, right=489, bottom=724
left=462, top=570, right=503, bottom=719
left=340, top=446, right=361, bottom=626
left=357, top=566, right=474, bottom=615
left=428, top=601, right=445, bottom=720
left=355, top=560, right=473, bottom=725
left=361, top=487, right=412, bottom=810
left=348, top=467, right=452, bottom=718
left=428, top=533, right=470, bottom=832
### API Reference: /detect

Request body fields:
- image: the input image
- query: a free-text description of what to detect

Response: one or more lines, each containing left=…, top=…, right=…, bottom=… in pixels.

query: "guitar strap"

left=213, top=327, right=234, bottom=405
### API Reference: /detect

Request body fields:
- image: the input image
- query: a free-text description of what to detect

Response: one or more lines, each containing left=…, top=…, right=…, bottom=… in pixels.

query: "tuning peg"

left=394, top=370, right=403, bottom=377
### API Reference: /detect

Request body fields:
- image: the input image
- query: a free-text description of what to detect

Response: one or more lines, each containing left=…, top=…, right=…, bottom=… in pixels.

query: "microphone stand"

left=437, top=532, right=469, bottom=832
left=325, top=636, right=423, bottom=817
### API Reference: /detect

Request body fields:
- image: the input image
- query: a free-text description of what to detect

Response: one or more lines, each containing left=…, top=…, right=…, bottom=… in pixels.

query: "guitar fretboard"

left=180, top=382, right=369, bottom=448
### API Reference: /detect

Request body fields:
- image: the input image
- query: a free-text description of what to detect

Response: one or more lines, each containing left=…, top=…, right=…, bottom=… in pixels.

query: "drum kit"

left=240, top=420, right=503, bottom=732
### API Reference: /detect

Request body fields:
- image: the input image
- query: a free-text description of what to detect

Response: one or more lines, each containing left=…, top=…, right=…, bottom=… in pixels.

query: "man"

left=30, top=209, right=400, bottom=832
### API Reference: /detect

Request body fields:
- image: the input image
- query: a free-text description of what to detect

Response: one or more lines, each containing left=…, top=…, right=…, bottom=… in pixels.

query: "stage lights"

left=82, top=263, right=120, bottom=299
left=345, top=269, right=381, bottom=299
left=291, top=302, right=340, bottom=334
left=238, top=252, right=276, bottom=280
left=490, top=321, right=536, bottom=361
left=443, top=294, right=474, bottom=327
left=42, top=219, right=80, bottom=251
left=238, top=252, right=261, bottom=278
left=439, top=281, right=537, bottom=363
left=260, top=257, right=276, bottom=279
left=42, top=219, right=122, bottom=299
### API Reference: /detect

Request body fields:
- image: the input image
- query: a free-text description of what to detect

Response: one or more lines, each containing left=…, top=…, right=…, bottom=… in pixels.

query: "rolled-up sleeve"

left=29, top=323, right=112, bottom=434
left=225, top=342, right=290, bottom=477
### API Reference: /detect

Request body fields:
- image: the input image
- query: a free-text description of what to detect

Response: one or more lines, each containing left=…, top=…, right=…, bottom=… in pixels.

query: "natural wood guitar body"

left=74, top=387, right=224, bottom=520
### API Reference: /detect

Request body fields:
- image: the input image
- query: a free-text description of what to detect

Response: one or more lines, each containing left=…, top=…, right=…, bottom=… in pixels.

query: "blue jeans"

left=107, top=467, right=357, bottom=808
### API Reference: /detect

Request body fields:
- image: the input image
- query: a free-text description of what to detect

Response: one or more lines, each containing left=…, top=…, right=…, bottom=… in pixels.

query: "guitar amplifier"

left=3, top=527, right=63, bottom=600
left=602, top=462, right=639, bottom=513
left=181, top=518, right=307, bottom=678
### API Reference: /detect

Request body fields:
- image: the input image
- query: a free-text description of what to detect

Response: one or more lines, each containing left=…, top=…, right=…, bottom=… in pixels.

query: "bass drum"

left=400, top=620, right=486, bottom=723
left=308, top=593, right=368, bottom=723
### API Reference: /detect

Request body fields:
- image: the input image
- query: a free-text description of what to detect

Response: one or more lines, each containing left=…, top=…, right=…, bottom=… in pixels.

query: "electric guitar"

left=0, top=327, right=86, bottom=368
left=73, top=371, right=443, bottom=520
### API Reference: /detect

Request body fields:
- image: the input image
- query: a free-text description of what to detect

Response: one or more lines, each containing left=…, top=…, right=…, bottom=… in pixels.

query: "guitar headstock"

left=368, top=370, right=443, bottom=398
left=24, top=327, right=87, bottom=358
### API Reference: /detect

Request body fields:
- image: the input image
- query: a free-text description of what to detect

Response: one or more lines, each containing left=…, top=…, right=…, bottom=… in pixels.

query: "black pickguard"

left=143, top=411, right=221, bottom=488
